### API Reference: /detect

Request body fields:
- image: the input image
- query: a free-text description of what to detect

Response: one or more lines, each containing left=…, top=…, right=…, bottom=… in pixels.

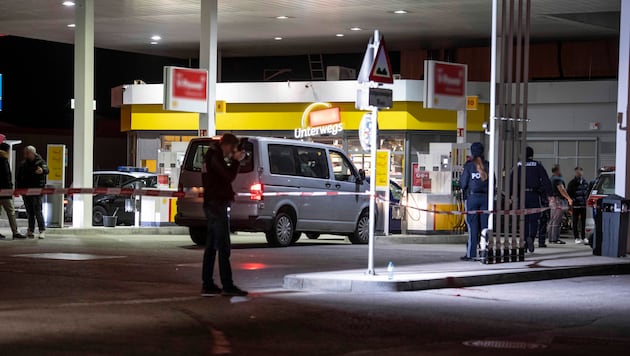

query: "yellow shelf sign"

left=375, top=149, right=390, bottom=188
left=46, top=144, right=65, bottom=183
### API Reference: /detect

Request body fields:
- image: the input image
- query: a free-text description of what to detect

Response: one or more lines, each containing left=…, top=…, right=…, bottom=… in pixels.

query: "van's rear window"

left=184, top=139, right=254, bottom=173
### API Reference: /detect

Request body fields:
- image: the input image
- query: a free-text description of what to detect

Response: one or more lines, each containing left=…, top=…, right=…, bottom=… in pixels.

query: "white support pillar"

left=616, top=0, right=630, bottom=198
left=72, top=0, right=94, bottom=228
left=488, top=0, right=499, bottom=227
left=199, top=0, right=218, bottom=137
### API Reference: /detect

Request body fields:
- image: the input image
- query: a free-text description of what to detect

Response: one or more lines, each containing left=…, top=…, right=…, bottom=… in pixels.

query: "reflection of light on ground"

left=239, top=263, right=267, bottom=270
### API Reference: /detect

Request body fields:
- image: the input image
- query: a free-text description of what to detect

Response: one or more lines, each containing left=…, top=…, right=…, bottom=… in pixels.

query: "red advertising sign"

left=309, top=107, right=341, bottom=126
left=423, top=60, right=467, bottom=111
left=172, top=68, right=207, bottom=100
left=164, top=66, right=209, bottom=113
left=434, top=62, right=465, bottom=96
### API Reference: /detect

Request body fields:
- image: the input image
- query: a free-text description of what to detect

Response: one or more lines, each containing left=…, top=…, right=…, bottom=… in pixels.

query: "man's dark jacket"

left=567, top=176, right=590, bottom=208
left=17, top=154, right=49, bottom=189
left=202, top=143, right=239, bottom=208
left=0, top=149, right=13, bottom=192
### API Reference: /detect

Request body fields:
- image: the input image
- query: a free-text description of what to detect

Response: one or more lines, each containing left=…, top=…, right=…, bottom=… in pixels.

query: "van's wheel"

left=189, top=227, right=207, bottom=246
left=348, top=211, right=370, bottom=244
left=266, top=211, right=295, bottom=247
left=306, top=233, right=320, bottom=240
left=291, top=231, right=302, bottom=244
left=92, top=206, right=107, bottom=226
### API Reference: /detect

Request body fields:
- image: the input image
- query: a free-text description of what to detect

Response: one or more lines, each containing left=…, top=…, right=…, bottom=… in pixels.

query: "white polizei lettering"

left=471, top=172, right=481, bottom=179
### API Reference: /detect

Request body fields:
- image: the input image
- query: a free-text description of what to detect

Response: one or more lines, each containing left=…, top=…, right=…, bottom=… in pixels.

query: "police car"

left=66, top=167, right=158, bottom=226
left=585, top=168, right=615, bottom=241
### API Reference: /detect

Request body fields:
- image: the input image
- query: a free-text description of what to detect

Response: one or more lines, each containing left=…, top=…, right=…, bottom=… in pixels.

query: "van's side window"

left=295, top=147, right=329, bottom=179
left=329, top=151, right=356, bottom=182
left=268, top=145, right=329, bottom=179
left=185, top=140, right=254, bottom=173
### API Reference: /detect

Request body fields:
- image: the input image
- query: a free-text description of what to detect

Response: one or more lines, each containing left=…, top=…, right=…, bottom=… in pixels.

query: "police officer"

left=511, top=147, right=553, bottom=253
left=460, top=142, right=490, bottom=261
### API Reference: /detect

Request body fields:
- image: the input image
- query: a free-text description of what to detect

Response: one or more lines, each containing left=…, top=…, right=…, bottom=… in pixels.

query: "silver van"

left=175, top=136, right=370, bottom=247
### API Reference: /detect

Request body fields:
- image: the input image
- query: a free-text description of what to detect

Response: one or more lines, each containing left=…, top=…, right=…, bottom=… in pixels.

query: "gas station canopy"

left=0, top=0, right=620, bottom=57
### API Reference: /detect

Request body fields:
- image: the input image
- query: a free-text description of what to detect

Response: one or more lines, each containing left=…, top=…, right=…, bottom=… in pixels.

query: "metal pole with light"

left=366, top=30, right=381, bottom=275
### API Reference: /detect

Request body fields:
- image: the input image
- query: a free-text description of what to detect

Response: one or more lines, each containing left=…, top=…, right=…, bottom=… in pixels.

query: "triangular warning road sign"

left=369, top=39, right=394, bottom=84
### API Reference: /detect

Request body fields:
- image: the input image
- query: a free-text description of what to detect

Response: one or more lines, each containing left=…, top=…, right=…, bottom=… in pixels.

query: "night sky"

left=0, top=36, right=398, bottom=130
left=0, top=36, right=187, bottom=129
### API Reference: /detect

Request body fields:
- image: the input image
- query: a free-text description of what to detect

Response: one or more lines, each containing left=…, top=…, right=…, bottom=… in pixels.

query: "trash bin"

left=600, top=195, right=629, bottom=258
left=592, top=198, right=604, bottom=256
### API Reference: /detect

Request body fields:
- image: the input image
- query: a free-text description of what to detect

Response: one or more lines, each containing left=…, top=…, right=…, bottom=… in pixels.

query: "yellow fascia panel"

left=129, top=104, right=199, bottom=131
left=120, top=105, right=132, bottom=132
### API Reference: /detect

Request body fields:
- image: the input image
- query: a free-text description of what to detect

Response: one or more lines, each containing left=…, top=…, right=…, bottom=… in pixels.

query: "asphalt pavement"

left=0, top=231, right=629, bottom=355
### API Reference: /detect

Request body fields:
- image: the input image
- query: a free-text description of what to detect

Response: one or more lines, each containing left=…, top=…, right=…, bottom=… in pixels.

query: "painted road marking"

left=11, top=253, right=126, bottom=261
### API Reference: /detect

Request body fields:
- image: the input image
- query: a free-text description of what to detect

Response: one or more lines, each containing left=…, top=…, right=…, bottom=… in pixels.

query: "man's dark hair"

left=575, top=166, right=583, bottom=171
left=0, top=143, right=10, bottom=152
left=552, top=164, right=561, bottom=174
left=220, top=133, right=239, bottom=147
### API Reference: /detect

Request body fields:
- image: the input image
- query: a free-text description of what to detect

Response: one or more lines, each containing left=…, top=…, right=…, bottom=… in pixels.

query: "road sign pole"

left=367, top=30, right=380, bottom=276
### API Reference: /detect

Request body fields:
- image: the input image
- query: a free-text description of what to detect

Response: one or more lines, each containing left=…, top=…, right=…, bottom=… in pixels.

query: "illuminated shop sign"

left=294, top=102, right=343, bottom=139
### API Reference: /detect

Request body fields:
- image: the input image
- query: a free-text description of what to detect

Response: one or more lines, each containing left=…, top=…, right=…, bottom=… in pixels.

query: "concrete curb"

left=283, top=263, right=630, bottom=293
left=377, top=235, right=468, bottom=244
left=44, top=226, right=189, bottom=236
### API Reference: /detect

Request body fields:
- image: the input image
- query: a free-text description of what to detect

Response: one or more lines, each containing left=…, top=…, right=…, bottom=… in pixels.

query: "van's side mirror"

left=358, top=169, right=366, bottom=183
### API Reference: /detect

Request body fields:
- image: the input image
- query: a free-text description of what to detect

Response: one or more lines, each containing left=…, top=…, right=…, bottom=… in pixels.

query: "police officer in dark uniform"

left=511, top=147, right=553, bottom=253
left=459, top=142, right=490, bottom=261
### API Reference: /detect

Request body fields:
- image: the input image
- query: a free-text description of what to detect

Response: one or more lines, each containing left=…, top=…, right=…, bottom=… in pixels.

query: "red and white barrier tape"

left=0, top=188, right=203, bottom=199
left=0, top=187, right=556, bottom=216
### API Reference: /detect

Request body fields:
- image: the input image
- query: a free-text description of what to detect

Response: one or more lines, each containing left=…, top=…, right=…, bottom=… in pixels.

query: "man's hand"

left=35, top=167, right=43, bottom=175
left=568, top=198, right=573, bottom=206
left=233, top=150, right=247, bottom=162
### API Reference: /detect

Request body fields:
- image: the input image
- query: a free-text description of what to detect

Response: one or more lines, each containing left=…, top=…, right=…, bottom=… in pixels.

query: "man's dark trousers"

left=24, top=195, right=45, bottom=232
left=202, top=203, right=234, bottom=289
left=572, top=207, right=587, bottom=239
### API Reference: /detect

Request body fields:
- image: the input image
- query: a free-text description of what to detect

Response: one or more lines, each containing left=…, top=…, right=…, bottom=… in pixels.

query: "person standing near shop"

left=459, top=142, right=490, bottom=261
left=548, top=165, right=572, bottom=245
left=511, top=147, right=553, bottom=253
left=16, top=146, right=49, bottom=239
left=0, top=143, right=26, bottom=239
left=567, top=166, right=589, bottom=245
left=201, top=133, right=248, bottom=297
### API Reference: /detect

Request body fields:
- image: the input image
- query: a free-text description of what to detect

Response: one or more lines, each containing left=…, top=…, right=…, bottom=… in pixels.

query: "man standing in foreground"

left=567, top=166, right=589, bottom=245
left=0, top=143, right=26, bottom=239
left=201, top=133, right=248, bottom=297
left=17, top=146, right=48, bottom=239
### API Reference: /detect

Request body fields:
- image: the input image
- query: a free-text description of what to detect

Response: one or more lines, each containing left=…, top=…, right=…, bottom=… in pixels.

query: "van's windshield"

left=184, top=139, right=254, bottom=173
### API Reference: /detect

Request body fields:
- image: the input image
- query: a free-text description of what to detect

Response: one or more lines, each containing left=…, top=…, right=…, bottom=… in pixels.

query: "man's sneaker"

left=27, top=231, right=35, bottom=239
left=575, top=238, right=582, bottom=244
left=38, top=231, right=46, bottom=240
left=539, top=243, right=548, bottom=248
left=201, top=284, right=222, bottom=297
left=13, top=233, right=26, bottom=239
left=583, top=238, right=590, bottom=244
left=553, top=240, right=567, bottom=245
left=222, top=286, right=248, bottom=297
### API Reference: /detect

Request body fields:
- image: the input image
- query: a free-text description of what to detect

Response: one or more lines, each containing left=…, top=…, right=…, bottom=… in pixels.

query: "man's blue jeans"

left=202, top=203, right=234, bottom=289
